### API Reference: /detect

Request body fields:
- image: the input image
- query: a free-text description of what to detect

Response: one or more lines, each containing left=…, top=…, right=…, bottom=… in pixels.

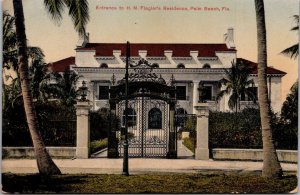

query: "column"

left=167, top=101, right=177, bottom=159
left=194, top=103, right=209, bottom=160
left=76, top=101, right=92, bottom=158
left=192, top=81, right=200, bottom=114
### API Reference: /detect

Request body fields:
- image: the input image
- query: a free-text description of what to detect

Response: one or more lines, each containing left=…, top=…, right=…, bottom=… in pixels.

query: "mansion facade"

left=49, top=28, right=286, bottom=114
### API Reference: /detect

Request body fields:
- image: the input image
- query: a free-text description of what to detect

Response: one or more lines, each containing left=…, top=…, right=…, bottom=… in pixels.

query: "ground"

left=2, top=171, right=297, bottom=193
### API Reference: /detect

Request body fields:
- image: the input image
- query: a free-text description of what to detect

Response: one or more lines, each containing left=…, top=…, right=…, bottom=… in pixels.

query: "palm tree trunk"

left=13, top=0, right=61, bottom=176
left=254, top=0, right=282, bottom=178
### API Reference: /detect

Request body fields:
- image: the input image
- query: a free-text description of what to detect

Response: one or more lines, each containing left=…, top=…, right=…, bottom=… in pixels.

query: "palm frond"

left=65, top=0, right=90, bottom=35
left=28, top=47, right=45, bottom=60
left=281, top=44, right=299, bottom=59
left=44, top=0, right=66, bottom=23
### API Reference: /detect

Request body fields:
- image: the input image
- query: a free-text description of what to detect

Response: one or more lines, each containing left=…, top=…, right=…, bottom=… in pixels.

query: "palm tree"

left=12, top=0, right=89, bottom=175
left=41, top=70, right=81, bottom=106
left=216, top=60, right=256, bottom=113
left=254, top=0, right=283, bottom=178
left=13, top=0, right=61, bottom=175
left=281, top=15, right=299, bottom=59
left=3, top=11, right=44, bottom=72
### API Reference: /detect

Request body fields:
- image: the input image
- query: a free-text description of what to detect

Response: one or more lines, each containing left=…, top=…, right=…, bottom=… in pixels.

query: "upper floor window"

left=99, top=86, right=109, bottom=99
left=176, top=86, right=187, bottom=100
left=100, top=63, right=108, bottom=68
left=152, top=63, right=159, bottom=68
left=203, top=64, right=211, bottom=69
left=248, top=87, right=258, bottom=101
left=177, top=63, right=185, bottom=69
left=202, top=85, right=213, bottom=101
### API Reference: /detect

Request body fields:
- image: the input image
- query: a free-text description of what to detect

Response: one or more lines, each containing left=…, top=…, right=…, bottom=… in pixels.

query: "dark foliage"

left=89, top=108, right=110, bottom=141
left=1, top=173, right=297, bottom=193
left=209, top=108, right=297, bottom=150
left=3, top=101, right=76, bottom=146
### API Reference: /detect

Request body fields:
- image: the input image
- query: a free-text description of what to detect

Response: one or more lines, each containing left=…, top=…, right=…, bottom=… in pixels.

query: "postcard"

left=2, top=0, right=298, bottom=193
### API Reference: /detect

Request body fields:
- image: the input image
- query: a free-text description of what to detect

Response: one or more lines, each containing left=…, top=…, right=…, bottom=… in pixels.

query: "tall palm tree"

left=254, top=0, right=282, bottom=178
left=216, top=60, right=256, bottom=113
left=13, top=0, right=61, bottom=175
left=12, top=0, right=89, bottom=175
left=281, top=15, right=299, bottom=59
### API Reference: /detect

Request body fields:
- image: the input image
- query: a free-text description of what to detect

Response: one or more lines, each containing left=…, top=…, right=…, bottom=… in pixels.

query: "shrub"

left=209, top=108, right=262, bottom=149
left=90, top=109, right=110, bottom=141
left=182, top=137, right=195, bottom=153
left=208, top=108, right=297, bottom=150
left=90, top=138, right=108, bottom=154
left=3, top=101, right=76, bottom=146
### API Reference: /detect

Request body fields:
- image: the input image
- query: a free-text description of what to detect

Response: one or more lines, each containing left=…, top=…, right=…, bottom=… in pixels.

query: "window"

left=100, top=63, right=108, bottom=68
left=99, top=86, right=109, bottom=99
left=148, top=108, right=162, bottom=129
left=177, top=63, right=185, bottom=68
left=152, top=63, right=159, bottom=68
left=122, top=108, right=136, bottom=127
left=202, top=86, right=212, bottom=101
left=248, top=87, right=258, bottom=101
left=176, top=86, right=186, bottom=100
left=203, top=64, right=211, bottom=69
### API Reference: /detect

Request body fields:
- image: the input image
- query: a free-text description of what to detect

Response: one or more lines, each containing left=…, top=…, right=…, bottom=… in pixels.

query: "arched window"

left=152, top=63, right=159, bottom=68
left=122, top=108, right=136, bottom=127
left=100, top=63, right=108, bottom=68
left=203, top=64, right=211, bottom=69
left=177, top=63, right=185, bottom=69
left=148, top=108, right=162, bottom=129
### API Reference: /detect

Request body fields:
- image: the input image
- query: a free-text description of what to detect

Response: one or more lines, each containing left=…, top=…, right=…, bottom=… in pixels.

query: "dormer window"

left=100, top=63, right=108, bottom=68
left=177, top=63, right=185, bottom=69
left=203, top=64, right=211, bottom=69
left=152, top=63, right=159, bottom=68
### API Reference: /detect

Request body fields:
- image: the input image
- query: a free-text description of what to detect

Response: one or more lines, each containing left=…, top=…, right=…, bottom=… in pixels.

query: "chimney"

left=224, top=28, right=235, bottom=49
left=76, top=32, right=89, bottom=48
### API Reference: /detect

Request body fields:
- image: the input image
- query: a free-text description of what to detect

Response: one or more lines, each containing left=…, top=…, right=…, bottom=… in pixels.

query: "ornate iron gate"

left=117, top=97, right=169, bottom=157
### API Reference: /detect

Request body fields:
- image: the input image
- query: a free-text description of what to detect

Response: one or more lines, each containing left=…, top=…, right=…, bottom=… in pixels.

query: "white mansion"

left=49, top=28, right=286, bottom=114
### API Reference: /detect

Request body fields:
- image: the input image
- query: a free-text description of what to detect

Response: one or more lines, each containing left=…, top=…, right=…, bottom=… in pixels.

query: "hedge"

left=2, top=101, right=76, bottom=146
left=209, top=108, right=297, bottom=150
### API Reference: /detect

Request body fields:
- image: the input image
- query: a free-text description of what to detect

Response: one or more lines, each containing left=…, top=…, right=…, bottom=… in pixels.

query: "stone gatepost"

left=76, top=101, right=91, bottom=158
left=194, top=103, right=209, bottom=160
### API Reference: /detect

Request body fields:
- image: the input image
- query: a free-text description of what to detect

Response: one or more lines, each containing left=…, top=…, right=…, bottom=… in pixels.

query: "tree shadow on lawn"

left=1, top=172, right=297, bottom=193
left=2, top=173, right=87, bottom=193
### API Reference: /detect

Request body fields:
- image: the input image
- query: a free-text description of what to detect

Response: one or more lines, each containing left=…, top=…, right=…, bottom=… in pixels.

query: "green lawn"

left=2, top=172, right=297, bottom=193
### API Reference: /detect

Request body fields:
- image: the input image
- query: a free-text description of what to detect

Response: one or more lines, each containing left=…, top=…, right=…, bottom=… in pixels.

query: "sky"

left=2, top=0, right=299, bottom=103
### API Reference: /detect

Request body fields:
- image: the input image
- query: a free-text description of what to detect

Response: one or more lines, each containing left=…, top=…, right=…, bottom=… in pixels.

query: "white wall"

left=76, top=50, right=99, bottom=67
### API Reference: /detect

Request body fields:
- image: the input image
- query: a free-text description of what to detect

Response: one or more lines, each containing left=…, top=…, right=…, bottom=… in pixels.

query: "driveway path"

left=2, top=158, right=297, bottom=174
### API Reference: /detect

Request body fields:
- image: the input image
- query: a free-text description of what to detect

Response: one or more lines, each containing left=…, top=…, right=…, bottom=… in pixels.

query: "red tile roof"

left=237, top=58, right=286, bottom=75
left=76, top=43, right=236, bottom=57
left=47, top=57, right=75, bottom=72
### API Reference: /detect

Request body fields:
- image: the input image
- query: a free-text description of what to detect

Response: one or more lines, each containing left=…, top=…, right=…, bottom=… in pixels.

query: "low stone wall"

left=3, top=147, right=76, bottom=159
left=212, top=148, right=297, bottom=163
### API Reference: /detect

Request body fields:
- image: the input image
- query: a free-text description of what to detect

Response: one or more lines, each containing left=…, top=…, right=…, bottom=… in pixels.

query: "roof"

left=47, top=57, right=75, bottom=72
left=237, top=58, right=286, bottom=75
left=76, top=43, right=236, bottom=57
